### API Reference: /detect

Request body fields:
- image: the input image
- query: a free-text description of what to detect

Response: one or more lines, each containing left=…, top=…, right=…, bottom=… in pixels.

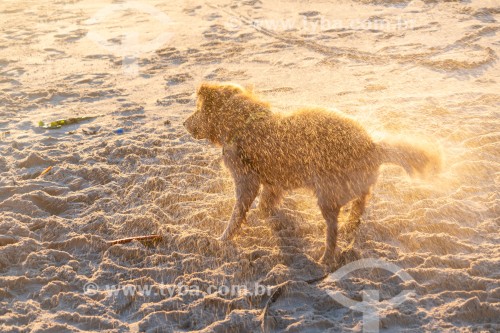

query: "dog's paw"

left=319, top=248, right=342, bottom=266
left=218, top=228, right=235, bottom=242
left=340, top=217, right=363, bottom=235
left=319, top=254, right=332, bottom=266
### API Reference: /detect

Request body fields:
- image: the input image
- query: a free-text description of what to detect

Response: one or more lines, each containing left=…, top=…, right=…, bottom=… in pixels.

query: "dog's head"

left=184, top=82, right=257, bottom=144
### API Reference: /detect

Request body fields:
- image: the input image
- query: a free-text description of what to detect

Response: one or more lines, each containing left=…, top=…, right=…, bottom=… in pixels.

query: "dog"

left=184, top=82, right=441, bottom=263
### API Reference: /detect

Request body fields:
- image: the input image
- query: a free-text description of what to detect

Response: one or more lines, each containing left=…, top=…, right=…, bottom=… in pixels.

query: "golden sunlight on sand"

left=0, top=0, right=498, bottom=332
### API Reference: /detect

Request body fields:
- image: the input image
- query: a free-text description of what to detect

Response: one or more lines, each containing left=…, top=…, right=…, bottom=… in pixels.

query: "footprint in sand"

left=183, top=5, right=202, bottom=16
left=204, top=67, right=249, bottom=81
left=259, top=86, right=294, bottom=93
left=421, top=45, right=495, bottom=71
left=300, top=11, right=321, bottom=17
left=156, top=92, right=193, bottom=106
left=54, top=29, right=88, bottom=43
left=156, top=47, right=189, bottom=66
left=165, top=72, right=193, bottom=86
left=1, top=67, right=26, bottom=77
left=65, top=73, right=110, bottom=86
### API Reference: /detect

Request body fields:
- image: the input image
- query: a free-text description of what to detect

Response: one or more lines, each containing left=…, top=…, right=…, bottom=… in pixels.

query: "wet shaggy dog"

left=184, top=82, right=440, bottom=263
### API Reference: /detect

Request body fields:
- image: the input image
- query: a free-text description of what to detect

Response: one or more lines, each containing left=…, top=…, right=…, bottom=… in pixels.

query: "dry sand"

left=0, top=0, right=499, bottom=332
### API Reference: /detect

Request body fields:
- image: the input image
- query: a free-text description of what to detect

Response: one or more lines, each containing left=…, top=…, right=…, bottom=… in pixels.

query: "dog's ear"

left=197, top=83, right=213, bottom=98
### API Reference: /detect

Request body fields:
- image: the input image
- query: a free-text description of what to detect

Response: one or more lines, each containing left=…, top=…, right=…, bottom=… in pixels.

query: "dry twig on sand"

left=39, top=166, right=53, bottom=177
left=107, top=235, right=163, bottom=247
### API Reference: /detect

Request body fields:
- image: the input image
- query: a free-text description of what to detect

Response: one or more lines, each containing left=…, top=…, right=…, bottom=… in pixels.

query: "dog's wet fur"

left=184, top=82, right=441, bottom=264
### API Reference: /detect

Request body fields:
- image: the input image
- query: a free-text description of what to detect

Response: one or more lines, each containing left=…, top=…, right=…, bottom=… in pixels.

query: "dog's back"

left=236, top=107, right=380, bottom=195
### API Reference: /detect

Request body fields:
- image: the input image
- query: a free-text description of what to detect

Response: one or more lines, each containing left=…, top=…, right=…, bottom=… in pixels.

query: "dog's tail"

left=376, top=138, right=442, bottom=178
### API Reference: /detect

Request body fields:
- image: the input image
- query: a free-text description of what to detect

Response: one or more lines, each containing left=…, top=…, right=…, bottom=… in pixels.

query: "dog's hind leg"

left=342, top=190, right=371, bottom=235
left=317, top=193, right=341, bottom=264
left=219, top=175, right=260, bottom=241
left=258, top=185, right=283, bottom=218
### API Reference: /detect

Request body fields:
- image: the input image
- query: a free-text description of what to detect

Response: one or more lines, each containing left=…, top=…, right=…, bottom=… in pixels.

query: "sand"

left=0, top=0, right=499, bottom=332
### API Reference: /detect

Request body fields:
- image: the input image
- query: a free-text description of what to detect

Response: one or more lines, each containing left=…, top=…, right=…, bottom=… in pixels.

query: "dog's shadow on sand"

left=264, top=203, right=318, bottom=263
left=259, top=198, right=362, bottom=274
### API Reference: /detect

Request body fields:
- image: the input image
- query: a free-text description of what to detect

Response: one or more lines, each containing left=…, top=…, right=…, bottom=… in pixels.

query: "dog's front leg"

left=219, top=145, right=260, bottom=241
left=317, top=195, right=341, bottom=264
left=219, top=174, right=260, bottom=241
